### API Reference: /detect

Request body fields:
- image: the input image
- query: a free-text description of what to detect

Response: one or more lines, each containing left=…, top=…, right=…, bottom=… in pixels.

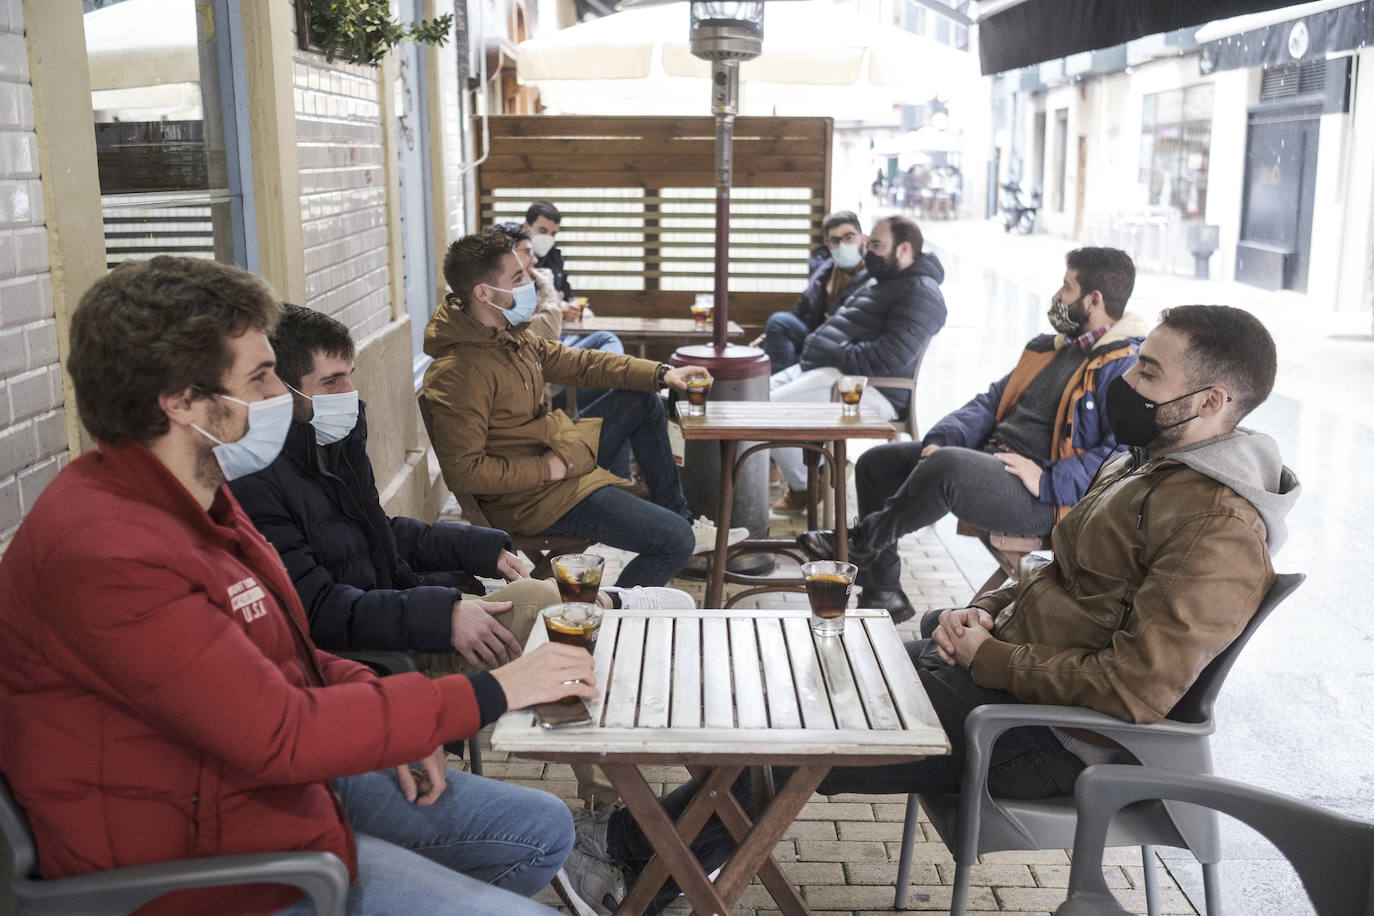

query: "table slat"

left=678, top=401, right=896, bottom=440
left=638, top=617, right=674, bottom=728
left=756, top=617, right=801, bottom=730
left=868, top=616, right=946, bottom=734
left=846, top=619, right=903, bottom=731
left=729, top=617, right=767, bottom=729
left=815, top=624, right=869, bottom=730
left=671, top=616, right=702, bottom=729
left=782, top=616, right=835, bottom=730
left=604, top=617, right=647, bottom=729
left=589, top=614, right=619, bottom=725
left=702, top=617, right=734, bottom=728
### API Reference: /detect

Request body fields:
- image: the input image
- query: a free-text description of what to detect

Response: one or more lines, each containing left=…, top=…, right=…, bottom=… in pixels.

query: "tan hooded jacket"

left=419, top=296, right=660, bottom=535
left=969, top=430, right=1300, bottom=724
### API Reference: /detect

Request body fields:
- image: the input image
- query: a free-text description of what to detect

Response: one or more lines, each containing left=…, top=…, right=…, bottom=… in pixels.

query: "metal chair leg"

left=1201, top=860, right=1222, bottom=915
left=950, top=861, right=972, bottom=916
left=1142, top=845, right=1161, bottom=916
left=894, top=793, right=921, bottom=909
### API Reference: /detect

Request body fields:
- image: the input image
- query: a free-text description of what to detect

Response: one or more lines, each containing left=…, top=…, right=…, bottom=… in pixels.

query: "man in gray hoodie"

left=561, top=305, right=1301, bottom=916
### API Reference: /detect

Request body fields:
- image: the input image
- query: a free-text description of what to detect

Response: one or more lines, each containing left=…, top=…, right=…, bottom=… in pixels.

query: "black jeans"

left=853, top=442, right=1056, bottom=591
left=604, top=635, right=1084, bottom=912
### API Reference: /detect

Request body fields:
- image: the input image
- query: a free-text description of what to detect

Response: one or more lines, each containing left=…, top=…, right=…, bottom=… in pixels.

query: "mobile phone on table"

left=534, top=698, right=593, bottom=729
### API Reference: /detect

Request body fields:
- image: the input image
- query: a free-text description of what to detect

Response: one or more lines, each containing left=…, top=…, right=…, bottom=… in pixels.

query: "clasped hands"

left=931, top=606, right=994, bottom=669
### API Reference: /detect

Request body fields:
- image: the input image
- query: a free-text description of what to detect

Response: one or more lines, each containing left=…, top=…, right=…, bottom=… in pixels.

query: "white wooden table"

left=492, top=607, right=949, bottom=915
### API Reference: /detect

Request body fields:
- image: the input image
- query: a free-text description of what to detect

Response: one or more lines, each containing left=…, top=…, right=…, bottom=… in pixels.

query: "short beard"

left=192, top=398, right=232, bottom=493
left=1147, top=400, right=1197, bottom=453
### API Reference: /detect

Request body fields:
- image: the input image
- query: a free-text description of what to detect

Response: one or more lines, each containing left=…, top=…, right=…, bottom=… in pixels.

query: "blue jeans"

left=760, top=311, right=810, bottom=372
left=605, top=636, right=1084, bottom=913
left=546, top=390, right=694, bottom=586
left=273, top=768, right=571, bottom=915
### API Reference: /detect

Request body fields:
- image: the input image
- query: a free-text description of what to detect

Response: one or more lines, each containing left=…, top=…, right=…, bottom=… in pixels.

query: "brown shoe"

left=771, top=488, right=808, bottom=513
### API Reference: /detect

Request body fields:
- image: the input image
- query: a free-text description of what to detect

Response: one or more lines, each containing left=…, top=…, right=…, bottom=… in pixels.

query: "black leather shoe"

left=862, top=588, right=915, bottom=624
left=797, top=529, right=879, bottom=566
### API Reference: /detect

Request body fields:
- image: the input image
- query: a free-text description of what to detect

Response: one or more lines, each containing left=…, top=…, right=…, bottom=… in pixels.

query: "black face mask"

left=1105, top=376, right=1215, bottom=447
left=864, top=249, right=898, bottom=281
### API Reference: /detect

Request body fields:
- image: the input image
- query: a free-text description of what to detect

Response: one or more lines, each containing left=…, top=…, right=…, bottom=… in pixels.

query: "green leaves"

left=307, top=0, right=454, bottom=67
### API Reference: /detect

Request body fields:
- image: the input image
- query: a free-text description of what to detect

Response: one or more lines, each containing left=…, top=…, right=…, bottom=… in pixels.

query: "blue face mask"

left=192, top=392, right=293, bottom=481
left=288, top=384, right=360, bottom=445
left=483, top=282, right=539, bottom=325
left=832, top=241, right=863, bottom=270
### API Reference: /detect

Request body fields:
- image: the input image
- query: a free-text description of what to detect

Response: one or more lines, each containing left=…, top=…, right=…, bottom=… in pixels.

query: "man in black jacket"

left=756, top=210, right=870, bottom=373
left=230, top=306, right=687, bottom=668
left=769, top=214, right=947, bottom=510
left=522, top=200, right=572, bottom=300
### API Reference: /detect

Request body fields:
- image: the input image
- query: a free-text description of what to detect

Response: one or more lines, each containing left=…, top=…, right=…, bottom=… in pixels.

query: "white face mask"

left=530, top=234, right=556, bottom=258
left=191, top=392, right=293, bottom=481
left=832, top=241, right=863, bottom=270
left=289, top=384, right=360, bottom=445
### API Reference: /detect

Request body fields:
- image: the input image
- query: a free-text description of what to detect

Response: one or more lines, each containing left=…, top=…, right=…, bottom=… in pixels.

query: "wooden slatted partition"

left=474, top=115, right=832, bottom=337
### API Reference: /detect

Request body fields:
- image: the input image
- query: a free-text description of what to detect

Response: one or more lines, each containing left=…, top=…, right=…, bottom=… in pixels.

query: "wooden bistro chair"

left=451, top=491, right=593, bottom=581
left=857, top=345, right=929, bottom=442
left=956, top=520, right=1054, bottom=597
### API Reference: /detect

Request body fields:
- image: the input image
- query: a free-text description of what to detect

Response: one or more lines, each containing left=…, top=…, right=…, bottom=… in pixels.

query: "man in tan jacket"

left=419, top=231, right=732, bottom=589
left=561, top=305, right=1302, bottom=914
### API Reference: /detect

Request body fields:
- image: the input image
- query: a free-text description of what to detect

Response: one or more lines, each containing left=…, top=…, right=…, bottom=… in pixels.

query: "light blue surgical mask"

left=832, top=241, right=863, bottom=270
left=483, top=282, right=539, bottom=325
left=192, top=392, right=293, bottom=481
left=288, top=384, right=360, bottom=445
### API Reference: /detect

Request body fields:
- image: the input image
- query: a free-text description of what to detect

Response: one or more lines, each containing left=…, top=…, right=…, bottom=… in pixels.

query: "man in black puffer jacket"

left=228, top=306, right=546, bottom=669
left=770, top=214, right=947, bottom=506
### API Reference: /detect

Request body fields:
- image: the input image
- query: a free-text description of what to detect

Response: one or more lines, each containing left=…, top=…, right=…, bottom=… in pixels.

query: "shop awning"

left=1197, top=0, right=1372, bottom=72
left=976, top=0, right=1305, bottom=73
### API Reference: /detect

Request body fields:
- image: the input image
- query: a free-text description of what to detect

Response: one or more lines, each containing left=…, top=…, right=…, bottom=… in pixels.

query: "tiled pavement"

left=443, top=489, right=1198, bottom=915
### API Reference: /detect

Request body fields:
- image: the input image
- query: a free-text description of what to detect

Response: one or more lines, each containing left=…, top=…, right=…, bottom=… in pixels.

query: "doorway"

left=1236, top=105, right=1320, bottom=292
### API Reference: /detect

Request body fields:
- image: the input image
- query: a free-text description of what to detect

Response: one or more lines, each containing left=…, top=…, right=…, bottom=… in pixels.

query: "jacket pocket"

left=550, top=415, right=600, bottom=475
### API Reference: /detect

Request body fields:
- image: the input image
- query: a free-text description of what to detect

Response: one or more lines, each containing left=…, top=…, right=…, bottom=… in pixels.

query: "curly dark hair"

left=442, top=231, right=515, bottom=304
left=68, top=257, right=282, bottom=444
left=1159, top=305, right=1276, bottom=419
left=272, top=303, right=355, bottom=389
left=1066, top=247, right=1135, bottom=319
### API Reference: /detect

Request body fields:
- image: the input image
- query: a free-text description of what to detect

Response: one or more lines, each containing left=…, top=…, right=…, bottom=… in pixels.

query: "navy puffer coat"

left=799, top=251, right=947, bottom=415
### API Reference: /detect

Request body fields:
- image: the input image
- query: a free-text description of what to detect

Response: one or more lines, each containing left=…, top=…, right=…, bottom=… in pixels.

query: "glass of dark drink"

left=552, top=553, right=605, bottom=604
left=837, top=376, right=867, bottom=417
left=540, top=602, right=603, bottom=703
left=801, top=560, right=857, bottom=636
left=691, top=294, right=713, bottom=329
left=682, top=377, right=712, bottom=416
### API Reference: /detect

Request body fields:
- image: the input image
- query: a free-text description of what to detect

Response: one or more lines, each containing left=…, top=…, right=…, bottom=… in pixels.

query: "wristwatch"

left=655, top=363, right=671, bottom=387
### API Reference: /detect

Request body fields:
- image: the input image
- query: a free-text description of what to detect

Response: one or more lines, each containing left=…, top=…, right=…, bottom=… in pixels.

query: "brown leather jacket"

left=419, top=296, right=659, bottom=535
left=969, top=432, right=1298, bottom=723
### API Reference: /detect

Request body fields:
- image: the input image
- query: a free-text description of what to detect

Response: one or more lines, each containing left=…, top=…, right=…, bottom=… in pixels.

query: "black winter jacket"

left=229, top=405, right=512, bottom=653
left=799, top=252, right=947, bottom=415
left=790, top=259, right=871, bottom=334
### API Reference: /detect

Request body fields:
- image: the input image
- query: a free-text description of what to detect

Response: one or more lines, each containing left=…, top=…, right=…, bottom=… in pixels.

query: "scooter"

left=999, top=181, right=1040, bottom=234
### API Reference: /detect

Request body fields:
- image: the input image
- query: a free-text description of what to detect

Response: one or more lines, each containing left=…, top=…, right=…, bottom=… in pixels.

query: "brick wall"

left=0, top=6, right=66, bottom=543
left=293, top=49, right=391, bottom=342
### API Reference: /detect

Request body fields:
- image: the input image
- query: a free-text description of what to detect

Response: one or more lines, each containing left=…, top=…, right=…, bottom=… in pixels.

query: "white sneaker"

left=561, top=809, right=626, bottom=916
left=690, top=516, right=749, bottom=555
left=602, top=585, right=696, bottom=610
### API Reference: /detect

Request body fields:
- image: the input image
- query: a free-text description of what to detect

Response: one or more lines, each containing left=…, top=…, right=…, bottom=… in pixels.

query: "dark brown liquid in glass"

left=685, top=383, right=711, bottom=406
left=805, top=573, right=850, bottom=618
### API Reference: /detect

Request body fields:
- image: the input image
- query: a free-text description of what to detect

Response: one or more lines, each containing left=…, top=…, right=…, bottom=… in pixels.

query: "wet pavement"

left=915, top=216, right=1374, bottom=916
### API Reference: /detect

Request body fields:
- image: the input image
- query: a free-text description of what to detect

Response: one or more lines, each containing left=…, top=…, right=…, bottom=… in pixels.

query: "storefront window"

left=84, top=0, right=254, bottom=270
left=1139, top=84, right=1213, bottom=217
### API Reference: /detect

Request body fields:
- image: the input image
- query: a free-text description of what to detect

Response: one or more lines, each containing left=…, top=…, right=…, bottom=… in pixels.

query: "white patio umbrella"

left=84, top=0, right=203, bottom=119
left=516, top=2, right=979, bottom=118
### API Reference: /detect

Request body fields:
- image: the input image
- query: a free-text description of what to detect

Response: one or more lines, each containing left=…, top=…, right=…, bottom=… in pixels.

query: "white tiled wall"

left=0, top=5, right=66, bottom=542
left=293, top=51, right=391, bottom=342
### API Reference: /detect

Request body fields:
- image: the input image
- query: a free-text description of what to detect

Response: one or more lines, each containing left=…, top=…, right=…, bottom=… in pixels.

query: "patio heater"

left=667, top=1, right=774, bottom=570
left=689, top=1, right=762, bottom=350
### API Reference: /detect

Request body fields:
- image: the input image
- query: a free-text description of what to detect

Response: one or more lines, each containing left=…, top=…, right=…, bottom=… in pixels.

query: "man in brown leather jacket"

left=560, top=305, right=1302, bottom=915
